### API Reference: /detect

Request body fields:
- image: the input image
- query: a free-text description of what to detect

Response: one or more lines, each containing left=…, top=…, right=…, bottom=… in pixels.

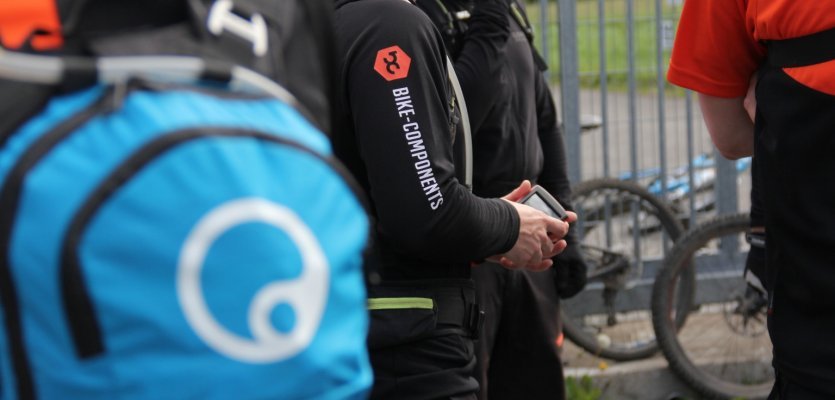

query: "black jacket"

left=417, top=0, right=586, bottom=299
left=416, top=0, right=573, bottom=207
left=333, top=0, right=520, bottom=280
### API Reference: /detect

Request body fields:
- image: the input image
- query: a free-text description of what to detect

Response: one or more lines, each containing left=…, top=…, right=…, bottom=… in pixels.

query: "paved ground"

left=551, top=87, right=717, bottom=182
left=562, top=343, right=700, bottom=400
left=559, top=297, right=773, bottom=399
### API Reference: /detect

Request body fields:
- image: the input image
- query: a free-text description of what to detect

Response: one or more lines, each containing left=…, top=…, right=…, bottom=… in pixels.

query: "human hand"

left=501, top=179, right=533, bottom=202
left=501, top=179, right=577, bottom=236
left=489, top=180, right=571, bottom=271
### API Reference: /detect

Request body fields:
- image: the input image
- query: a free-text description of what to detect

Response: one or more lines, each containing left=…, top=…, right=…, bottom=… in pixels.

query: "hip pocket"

left=367, top=297, right=437, bottom=349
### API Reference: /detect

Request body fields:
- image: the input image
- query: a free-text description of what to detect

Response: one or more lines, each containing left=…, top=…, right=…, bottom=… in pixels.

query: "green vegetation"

left=565, top=376, right=603, bottom=400
left=525, top=0, right=684, bottom=90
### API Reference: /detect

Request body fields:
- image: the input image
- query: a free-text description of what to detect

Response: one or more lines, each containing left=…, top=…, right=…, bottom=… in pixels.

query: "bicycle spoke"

left=652, top=213, right=773, bottom=399
left=562, top=179, right=684, bottom=361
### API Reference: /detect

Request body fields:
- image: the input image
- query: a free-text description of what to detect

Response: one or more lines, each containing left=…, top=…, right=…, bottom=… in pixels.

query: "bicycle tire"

left=561, top=178, right=685, bottom=361
left=652, top=213, right=773, bottom=400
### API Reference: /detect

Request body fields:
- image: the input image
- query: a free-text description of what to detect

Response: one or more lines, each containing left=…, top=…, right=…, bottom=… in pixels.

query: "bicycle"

left=619, top=153, right=752, bottom=226
left=651, top=213, right=773, bottom=400
left=561, top=178, right=686, bottom=361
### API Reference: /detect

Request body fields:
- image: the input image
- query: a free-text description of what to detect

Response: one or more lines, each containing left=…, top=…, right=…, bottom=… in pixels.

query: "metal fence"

left=530, top=0, right=750, bottom=225
left=525, top=0, right=753, bottom=315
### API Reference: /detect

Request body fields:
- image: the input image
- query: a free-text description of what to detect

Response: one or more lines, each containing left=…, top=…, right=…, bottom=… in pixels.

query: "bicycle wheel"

left=652, top=213, right=773, bottom=400
left=561, top=178, right=685, bottom=361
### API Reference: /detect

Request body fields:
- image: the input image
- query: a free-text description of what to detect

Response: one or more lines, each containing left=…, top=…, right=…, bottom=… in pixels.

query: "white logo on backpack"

left=177, top=198, right=328, bottom=363
left=207, top=0, right=269, bottom=57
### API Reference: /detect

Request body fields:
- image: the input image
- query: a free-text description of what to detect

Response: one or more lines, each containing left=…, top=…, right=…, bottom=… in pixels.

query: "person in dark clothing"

left=415, top=1, right=587, bottom=399
left=332, top=0, right=575, bottom=398
left=669, top=1, right=835, bottom=397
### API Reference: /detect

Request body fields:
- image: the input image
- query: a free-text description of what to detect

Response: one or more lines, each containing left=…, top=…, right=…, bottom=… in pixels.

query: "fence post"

left=626, top=0, right=638, bottom=180
left=715, top=151, right=740, bottom=256
left=654, top=0, right=668, bottom=200
left=597, top=0, right=610, bottom=179
left=715, top=151, right=739, bottom=216
left=539, top=0, right=550, bottom=84
left=558, top=0, right=581, bottom=184
left=685, top=91, right=697, bottom=224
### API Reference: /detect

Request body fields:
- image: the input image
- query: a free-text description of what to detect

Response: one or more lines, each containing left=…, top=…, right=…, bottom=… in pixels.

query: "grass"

left=524, top=0, right=685, bottom=90
left=565, top=376, right=603, bottom=400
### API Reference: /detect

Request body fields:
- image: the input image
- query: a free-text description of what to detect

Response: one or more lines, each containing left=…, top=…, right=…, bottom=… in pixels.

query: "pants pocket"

left=367, top=297, right=437, bottom=350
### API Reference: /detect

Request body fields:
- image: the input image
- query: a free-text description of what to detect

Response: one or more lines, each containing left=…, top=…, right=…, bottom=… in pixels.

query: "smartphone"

left=519, top=185, right=569, bottom=221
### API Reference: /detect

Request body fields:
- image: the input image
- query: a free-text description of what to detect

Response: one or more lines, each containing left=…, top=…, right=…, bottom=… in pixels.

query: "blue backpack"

left=0, top=5, right=371, bottom=395
left=0, top=73, right=372, bottom=399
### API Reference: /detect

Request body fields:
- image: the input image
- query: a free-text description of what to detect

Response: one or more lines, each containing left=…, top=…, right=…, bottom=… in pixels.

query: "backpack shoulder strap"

left=293, top=0, right=337, bottom=134
left=508, top=0, right=548, bottom=71
left=445, top=56, right=472, bottom=191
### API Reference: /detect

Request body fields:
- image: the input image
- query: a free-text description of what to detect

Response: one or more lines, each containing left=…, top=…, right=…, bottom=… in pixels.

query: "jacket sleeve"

left=451, top=0, right=510, bottom=133
left=340, top=0, right=519, bottom=263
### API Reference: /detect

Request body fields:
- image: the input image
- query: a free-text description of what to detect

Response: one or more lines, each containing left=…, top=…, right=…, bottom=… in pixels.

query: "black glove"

left=552, top=242, right=588, bottom=299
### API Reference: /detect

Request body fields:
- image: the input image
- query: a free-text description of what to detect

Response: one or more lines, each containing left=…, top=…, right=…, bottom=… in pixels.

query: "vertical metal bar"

left=597, top=0, right=612, bottom=246
left=715, top=151, right=739, bottom=216
left=558, top=0, right=582, bottom=184
left=539, top=0, right=551, bottom=83
left=626, top=0, right=638, bottom=179
left=605, top=192, right=613, bottom=249
left=685, top=90, right=696, bottom=226
left=626, top=0, right=642, bottom=267
left=716, top=151, right=740, bottom=257
left=654, top=0, right=667, bottom=201
left=598, top=0, right=609, bottom=179
left=631, top=199, right=643, bottom=273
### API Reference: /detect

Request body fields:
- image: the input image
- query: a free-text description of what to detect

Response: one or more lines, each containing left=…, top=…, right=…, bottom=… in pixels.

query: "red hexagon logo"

left=374, top=45, right=411, bottom=81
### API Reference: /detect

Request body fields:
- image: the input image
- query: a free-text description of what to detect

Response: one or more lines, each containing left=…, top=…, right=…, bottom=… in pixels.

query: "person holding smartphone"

left=415, top=1, right=587, bottom=398
left=332, top=0, right=574, bottom=398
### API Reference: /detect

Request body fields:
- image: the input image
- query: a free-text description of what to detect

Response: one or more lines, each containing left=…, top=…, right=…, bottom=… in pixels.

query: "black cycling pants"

left=367, top=280, right=480, bottom=400
left=473, top=262, right=565, bottom=400
left=768, top=370, right=831, bottom=400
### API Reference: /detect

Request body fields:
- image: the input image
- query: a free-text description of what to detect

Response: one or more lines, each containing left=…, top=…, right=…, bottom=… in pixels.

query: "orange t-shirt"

left=0, top=0, right=62, bottom=50
left=667, top=0, right=835, bottom=97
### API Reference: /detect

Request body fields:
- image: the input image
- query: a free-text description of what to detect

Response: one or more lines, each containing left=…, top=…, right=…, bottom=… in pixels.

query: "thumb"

left=502, top=180, right=532, bottom=202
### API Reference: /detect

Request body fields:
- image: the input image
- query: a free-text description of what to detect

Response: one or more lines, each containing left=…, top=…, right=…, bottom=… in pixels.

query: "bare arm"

left=698, top=93, right=754, bottom=160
